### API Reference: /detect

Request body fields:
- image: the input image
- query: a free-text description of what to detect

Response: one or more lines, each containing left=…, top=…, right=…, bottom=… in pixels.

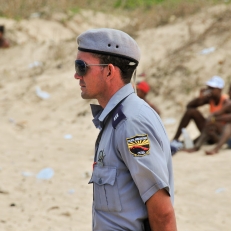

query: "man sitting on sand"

left=136, top=81, right=161, bottom=115
left=185, top=84, right=231, bottom=155
left=171, top=76, right=229, bottom=150
left=0, top=25, right=10, bottom=48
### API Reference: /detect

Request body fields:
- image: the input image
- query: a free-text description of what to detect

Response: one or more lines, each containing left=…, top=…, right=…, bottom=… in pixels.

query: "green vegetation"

left=114, top=0, right=165, bottom=9
left=0, top=0, right=227, bottom=20
left=70, top=6, right=81, bottom=14
left=113, top=0, right=215, bottom=9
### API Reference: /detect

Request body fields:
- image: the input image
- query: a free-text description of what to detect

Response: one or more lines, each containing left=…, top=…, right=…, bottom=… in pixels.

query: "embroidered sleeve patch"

left=126, top=134, right=150, bottom=157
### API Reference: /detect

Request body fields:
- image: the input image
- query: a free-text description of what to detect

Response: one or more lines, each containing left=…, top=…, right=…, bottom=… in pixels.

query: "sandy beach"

left=1, top=4, right=231, bottom=230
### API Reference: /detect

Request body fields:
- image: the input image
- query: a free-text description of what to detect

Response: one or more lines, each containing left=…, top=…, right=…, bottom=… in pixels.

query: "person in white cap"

left=74, top=28, right=177, bottom=231
left=171, top=76, right=229, bottom=151
left=187, top=83, right=231, bottom=154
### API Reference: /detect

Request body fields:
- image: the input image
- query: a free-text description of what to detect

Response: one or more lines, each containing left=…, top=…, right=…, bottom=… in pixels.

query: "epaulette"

left=112, top=104, right=126, bottom=129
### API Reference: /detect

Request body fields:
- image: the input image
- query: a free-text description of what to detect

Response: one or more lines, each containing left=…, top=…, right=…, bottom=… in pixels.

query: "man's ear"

left=106, top=64, right=115, bottom=78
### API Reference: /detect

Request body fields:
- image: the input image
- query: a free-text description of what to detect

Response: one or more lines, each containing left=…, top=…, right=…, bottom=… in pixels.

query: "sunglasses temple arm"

left=133, top=69, right=137, bottom=94
left=86, top=64, right=108, bottom=67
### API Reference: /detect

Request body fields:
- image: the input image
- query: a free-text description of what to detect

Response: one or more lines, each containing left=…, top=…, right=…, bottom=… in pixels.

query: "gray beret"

left=77, top=28, right=140, bottom=64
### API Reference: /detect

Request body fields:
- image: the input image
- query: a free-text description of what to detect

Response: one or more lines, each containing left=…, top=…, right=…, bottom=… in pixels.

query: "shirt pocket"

left=89, top=166, right=121, bottom=212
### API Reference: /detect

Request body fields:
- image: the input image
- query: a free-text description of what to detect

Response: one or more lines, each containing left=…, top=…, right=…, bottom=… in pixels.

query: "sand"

left=0, top=4, right=231, bottom=231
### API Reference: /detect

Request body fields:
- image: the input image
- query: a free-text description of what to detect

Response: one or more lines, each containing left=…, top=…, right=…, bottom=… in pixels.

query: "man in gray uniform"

left=74, top=28, right=177, bottom=231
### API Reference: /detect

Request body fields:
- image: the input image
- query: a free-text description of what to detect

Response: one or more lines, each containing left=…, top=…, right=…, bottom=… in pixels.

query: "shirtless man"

left=171, top=76, right=229, bottom=150
left=185, top=84, right=231, bottom=154
left=204, top=84, right=231, bottom=155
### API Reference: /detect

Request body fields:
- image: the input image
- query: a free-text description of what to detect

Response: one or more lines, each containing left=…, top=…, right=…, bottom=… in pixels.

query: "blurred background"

left=0, top=0, right=231, bottom=230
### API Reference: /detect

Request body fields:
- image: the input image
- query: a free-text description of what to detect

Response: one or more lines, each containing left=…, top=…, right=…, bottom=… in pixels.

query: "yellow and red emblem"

left=126, top=134, right=150, bottom=157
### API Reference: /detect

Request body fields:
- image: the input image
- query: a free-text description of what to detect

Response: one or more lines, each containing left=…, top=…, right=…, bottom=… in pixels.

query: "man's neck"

left=98, top=83, right=126, bottom=108
left=212, top=94, right=222, bottom=105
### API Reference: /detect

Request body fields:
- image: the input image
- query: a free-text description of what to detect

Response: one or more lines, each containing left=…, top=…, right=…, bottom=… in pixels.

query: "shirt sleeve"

left=115, top=104, right=173, bottom=203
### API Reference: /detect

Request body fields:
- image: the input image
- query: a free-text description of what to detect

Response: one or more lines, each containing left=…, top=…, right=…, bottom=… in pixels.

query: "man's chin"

left=81, top=93, right=92, bottom=99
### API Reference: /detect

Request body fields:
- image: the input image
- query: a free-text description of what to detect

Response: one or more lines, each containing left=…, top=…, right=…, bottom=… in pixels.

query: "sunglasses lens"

left=75, top=60, right=87, bottom=76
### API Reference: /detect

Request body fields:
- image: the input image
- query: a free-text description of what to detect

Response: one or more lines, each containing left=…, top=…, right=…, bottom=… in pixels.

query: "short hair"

left=92, top=53, right=137, bottom=84
left=0, top=25, right=4, bottom=34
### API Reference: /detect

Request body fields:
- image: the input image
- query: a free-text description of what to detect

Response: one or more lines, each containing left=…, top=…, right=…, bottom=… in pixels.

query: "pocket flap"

left=89, top=166, right=116, bottom=186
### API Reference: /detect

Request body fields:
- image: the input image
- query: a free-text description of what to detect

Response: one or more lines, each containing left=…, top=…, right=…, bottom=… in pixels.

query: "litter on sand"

left=68, top=189, right=75, bottom=194
left=28, top=61, right=43, bottom=69
left=36, top=86, right=50, bottom=99
left=199, top=47, right=216, bottom=55
left=64, top=134, right=73, bottom=139
left=163, top=118, right=176, bottom=125
left=22, top=172, right=34, bottom=177
left=215, top=188, right=226, bottom=194
left=36, top=168, right=54, bottom=180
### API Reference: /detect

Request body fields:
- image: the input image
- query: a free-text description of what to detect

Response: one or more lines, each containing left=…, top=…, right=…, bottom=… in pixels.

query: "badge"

left=97, top=150, right=105, bottom=167
left=126, top=134, right=150, bottom=157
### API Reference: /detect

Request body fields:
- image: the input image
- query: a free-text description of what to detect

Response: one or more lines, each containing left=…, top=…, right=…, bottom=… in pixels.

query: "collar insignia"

left=97, top=150, right=106, bottom=167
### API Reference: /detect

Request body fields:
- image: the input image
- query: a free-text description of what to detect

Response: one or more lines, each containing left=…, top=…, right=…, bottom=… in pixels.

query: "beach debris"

left=64, top=134, right=73, bottom=139
left=36, top=168, right=54, bottom=180
left=9, top=118, right=16, bottom=124
left=10, top=203, right=16, bottom=207
left=77, top=110, right=87, bottom=116
left=68, top=189, right=75, bottom=194
left=163, top=118, right=176, bottom=125
left=28, top=61, right=44, bottom=76
left=215, top=188, right=226, bottom=194
left=61, top=212, right=71, bottom=217
left=16, top=120, right=27, bottom=129
left=83, top=171, right=91, bottom=178
left=0, top=188, right=9, bottom=195
left=30, top=12, right=41, bottom=19
left=28, top=61, right=43, bottom=69
left=199, top=47, right=216, bottom=55
left=47, top=206, right=59, bottom=212
left=181, top=128, right=194, bottom=149
left=22, top=171, right=34, bottom=177
left=36, top=86, right=50, bottom=100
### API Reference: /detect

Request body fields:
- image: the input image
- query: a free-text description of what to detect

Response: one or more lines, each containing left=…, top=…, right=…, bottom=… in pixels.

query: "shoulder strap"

left=112, top=104, right=126, bottom=129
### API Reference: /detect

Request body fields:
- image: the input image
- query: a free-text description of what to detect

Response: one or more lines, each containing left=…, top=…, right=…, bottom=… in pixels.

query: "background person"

left=0, top=25, right=10, bottom=48
left=136, top=81, right=161, bottom=115
left=74, top=28, right=177, bottom=231
left=136, top=81, right=179, bottom=155
left=205, top=84, right=231, bottom=154
left=205, top=117, right=231, bottom=155
left=171, top=76, right=229, bottom=150
left=186, top=84, right=231, bottom=154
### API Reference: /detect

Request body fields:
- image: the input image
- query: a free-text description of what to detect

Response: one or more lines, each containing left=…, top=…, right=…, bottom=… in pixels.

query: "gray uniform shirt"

left=89, top=83, right=174, bottom=231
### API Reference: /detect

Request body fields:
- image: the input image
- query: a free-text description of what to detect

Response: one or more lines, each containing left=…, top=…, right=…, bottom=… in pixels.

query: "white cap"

left=206, top=76, right=224, bottom=89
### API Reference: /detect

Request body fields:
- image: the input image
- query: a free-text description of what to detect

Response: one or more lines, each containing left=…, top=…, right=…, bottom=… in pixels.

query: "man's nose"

left=74, top=73, right=83, bottom=79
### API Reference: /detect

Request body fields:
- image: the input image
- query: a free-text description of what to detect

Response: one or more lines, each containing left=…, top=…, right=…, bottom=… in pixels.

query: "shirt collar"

left=90, top=104, right=103, bottom=129
left=90, top=83, right=134, bottom=128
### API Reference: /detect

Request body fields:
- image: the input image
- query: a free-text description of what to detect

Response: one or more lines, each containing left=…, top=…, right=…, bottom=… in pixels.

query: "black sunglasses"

left=75, top=60, right=108, bottom=76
